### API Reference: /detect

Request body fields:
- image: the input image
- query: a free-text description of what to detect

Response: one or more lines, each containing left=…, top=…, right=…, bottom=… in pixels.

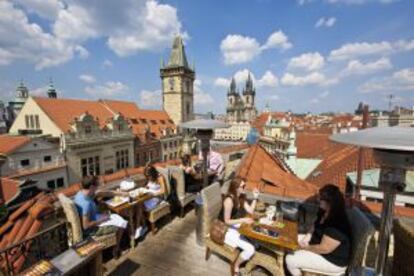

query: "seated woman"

left=74, top=176, right=128, bottom=258
left=133, top=165, right=167, bottom=237
left=222, top=178, right=259, bottom=275
left=180, top=154, right=202, bottom=193
left=286, top=184, right=352, bottom=276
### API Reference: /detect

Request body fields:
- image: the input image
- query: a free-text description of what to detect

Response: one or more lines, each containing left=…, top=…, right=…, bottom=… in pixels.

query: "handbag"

left=209, top=219, right=228, bottom=245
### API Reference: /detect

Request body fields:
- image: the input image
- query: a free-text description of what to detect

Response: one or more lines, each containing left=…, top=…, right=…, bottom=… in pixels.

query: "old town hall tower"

left=160, top=36, right=195, bottom=126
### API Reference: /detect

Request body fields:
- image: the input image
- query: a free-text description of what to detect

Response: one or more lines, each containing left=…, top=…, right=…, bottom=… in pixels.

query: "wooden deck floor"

left=105, top=210, right=268, bottom=276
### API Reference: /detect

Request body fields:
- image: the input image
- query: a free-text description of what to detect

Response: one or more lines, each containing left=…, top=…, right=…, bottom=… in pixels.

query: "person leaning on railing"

left=74, top=176, right=128, bottom=258
left=285, top=184, right=351, bottom=276
left=221, top=177, right=260, bottom=276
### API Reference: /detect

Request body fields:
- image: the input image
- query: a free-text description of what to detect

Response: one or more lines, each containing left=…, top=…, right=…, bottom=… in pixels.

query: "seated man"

left=180, top=154, right=203, bottom=193
left=198, top=149, right=224, bottom=182
left=74, top=176, right=128, bottom=258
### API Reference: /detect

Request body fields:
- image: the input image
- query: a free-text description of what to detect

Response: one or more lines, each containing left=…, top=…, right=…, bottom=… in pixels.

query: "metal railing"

left=0, top=220, right=68, bottom=275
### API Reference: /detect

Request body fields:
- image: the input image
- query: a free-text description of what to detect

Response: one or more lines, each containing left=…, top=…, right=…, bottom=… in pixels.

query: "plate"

left=106, top=197, right=129, bottom=207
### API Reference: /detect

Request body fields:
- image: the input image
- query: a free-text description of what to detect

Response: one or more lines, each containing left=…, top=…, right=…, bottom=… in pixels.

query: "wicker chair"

left=392, top=218, right=414, bottom=276
left=202, top=182, right=240, bottom=276
left=169, top=166, right=197, bottom=218
left=57, top=194, right=116, bottom=249
left=147, top=167, right=172, bottom=234
left=303, top=207, right=375, bottom=276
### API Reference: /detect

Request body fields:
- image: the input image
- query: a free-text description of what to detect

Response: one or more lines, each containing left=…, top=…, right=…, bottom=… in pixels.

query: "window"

left=56, top=178, right=64, bottom=188
left=186, top=102, right=190, bottom=115
left=150, top=120, right=157, bottom=125
left=160, top=120, right=166, bottom=124
left=44, top=155, right=52, bottom=162
left=164, top=143, right=167, bottom=150
left=164, top=155, right=168, bottom=161
left=116, top=149, right=129, bottom=170
left=81, top=156, right=100, bottom=177
left=136, top=153, right=140, bottom=164
left=144, top=152, right=148, bottom=162
left=35, top=115, right=40, bottom=129
left=130, top=118, right=138, bottom=124
left=25, top=115, right=30, bottom=128
left=140, top=118, right=147, bottom=124
left=47, top=180, right=56, bottom=189
left=20, top=159, right=30, bottom=167
left=169, top=142, right=173, bottom=148
left=85, top=125, right=92, bottom=134
left=168, top=119, right=174, bottom=124
left=29, top=115, right=34, bottom=128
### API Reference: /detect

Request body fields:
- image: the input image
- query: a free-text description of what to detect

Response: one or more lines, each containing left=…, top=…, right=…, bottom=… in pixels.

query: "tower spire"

left=166, top=35, right=190, bottom=70
left=47, top=78, right=57, bottom=98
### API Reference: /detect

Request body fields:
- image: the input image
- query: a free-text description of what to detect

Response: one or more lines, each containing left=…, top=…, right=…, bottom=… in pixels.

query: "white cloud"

left=310, top=91, right=330, bottom=104
left=214, top=69, right=278, bottom=89
left=315, top=17, right=337, bottom=28
left=220, top=35, right=261, bottom=65
left=329, top=39, right=414, bottom=61
left=359, top=68, right=414, bottom=93
left=261, top=30, right=292, bottom=50
left=288, top=52, right=325, bottom=71
left=0, top=2, right=87, bottom=70
left=102, top=59, right=113, bottom=68
left=281, top=72, right=336, bottom=87
left=342, top=57, right=392, bottom=76
left=214, top=78, right=231, bottom=88
left=79, top=74, right=96, bottom=84
left=194, top=79, right=214, bottom=105
left=140, top=89, right=161, bottom=108
left=85, top=81, right=128, bottom=97
left=220, top=30, right=292, bottom=64
left=257, top=71, right=278, bottom=88
left=14, top=0, right=63, bottom=20
left=30, top=85, right=49, bottom=97
left=269, top=95, right=280, bottom=101
left=327, top=0, right=397, bottom=4
left=0, top=0, right=186, bottom=69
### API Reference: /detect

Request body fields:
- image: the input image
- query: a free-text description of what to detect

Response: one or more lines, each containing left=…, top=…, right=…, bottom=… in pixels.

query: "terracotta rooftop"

left=0, top=178, right=20, bottom=205
left=295, top=132, right=334, bottom=159
left=251, top=112, right=287, bottom=135
left=306, top=145, right=379, bottom=192
left=0, top=135, right=31, bottom=155
left=237, top=144, right=318, bottom=200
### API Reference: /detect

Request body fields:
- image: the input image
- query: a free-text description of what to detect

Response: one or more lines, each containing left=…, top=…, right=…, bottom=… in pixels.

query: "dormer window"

left=85, top=125, right=92, bottom=134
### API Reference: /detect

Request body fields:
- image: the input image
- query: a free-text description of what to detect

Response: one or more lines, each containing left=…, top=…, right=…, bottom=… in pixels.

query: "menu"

left=21, top=260, right=62, bottom=276
left=73, top=239, right=103, bottom=257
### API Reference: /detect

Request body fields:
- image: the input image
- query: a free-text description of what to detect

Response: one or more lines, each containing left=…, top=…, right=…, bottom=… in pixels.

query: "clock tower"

left=160, top=35, right=195, bottom=126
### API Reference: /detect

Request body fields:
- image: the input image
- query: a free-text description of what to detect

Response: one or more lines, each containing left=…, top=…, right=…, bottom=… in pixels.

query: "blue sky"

left=0, top=0, right=413, bottom=114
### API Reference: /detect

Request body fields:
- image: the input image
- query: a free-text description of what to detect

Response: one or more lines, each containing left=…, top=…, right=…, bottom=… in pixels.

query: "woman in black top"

left=180, top=154, right=203, bottom=193
left=286, top=184, right=352, bottom=276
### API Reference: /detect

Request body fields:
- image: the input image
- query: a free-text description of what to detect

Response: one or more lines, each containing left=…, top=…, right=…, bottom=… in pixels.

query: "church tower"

left=8, top=80, right=29, bottom=122
left=160, top=36, right=195, bottom=126
left=242, top=73, right=257, bottom=121
left=47, top=79, right=57, bottom=98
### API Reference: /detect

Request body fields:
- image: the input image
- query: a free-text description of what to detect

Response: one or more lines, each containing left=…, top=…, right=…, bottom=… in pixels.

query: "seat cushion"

left=148, top=201, right=171, bottom=223
left=205, top=236, right=239, bottom=263
left=302, top=268, right=345, bottom=276
left=180, top=193, right=197, bottom=206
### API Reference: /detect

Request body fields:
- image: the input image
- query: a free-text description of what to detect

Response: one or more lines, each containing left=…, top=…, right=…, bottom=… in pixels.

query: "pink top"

left=199, top=150, right=224, bottom=174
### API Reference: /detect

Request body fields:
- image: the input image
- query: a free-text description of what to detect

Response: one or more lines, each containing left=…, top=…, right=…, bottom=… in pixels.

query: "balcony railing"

left=7, top=159, right=66, bottom=178
left=0, top=220, right=68, bottom=275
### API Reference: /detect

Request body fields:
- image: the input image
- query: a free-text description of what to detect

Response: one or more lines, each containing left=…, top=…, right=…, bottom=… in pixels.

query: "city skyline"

left=0, top=0, right=413, bottom=114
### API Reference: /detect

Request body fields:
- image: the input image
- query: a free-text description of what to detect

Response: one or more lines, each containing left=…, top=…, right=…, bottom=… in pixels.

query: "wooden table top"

left=104, top=193, right=153, bottom=214
left=239, top=220, right=299, bottom=251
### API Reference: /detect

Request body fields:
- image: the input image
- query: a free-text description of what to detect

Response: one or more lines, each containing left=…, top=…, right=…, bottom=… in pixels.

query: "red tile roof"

left=33, top=97, right=176, bottom=139
left=236, top=144, right=318, bottom=200
left=251, top=112, right=287, bottom=135
left=306, top=145, right=379, bottom=192
left=0, top=178, right=20, bottom=204
left=295, top=132, right=332, bottom=159
left=0, top=135, right=31, bottom=155
left=34, top=97, right=114, bottom=133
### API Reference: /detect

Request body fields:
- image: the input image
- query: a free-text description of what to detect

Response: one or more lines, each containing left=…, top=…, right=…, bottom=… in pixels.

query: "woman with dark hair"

left=180, top=154, right=202, bottom=193
left=222, top=178, right=259, bottom=275
left=286, top=184, right=351, bottom=276
left=143, top=165, right=166, bottom=211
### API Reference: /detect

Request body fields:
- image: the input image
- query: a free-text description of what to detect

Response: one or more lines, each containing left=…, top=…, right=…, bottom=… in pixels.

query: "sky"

left=0, top=0, right=413, bottom=114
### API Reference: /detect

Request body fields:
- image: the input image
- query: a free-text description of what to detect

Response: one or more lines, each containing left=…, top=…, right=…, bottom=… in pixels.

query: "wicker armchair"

left=169, top=166, right=197, bottom=218
left=147, top=167, right=172, bottom=234
left=392, top=218, right=414, bottom=276
left=57, top=194, right=116, bottom=249
left=303, top=207, right=375, bottom=276
left=202, top=182, right=240, bottom=276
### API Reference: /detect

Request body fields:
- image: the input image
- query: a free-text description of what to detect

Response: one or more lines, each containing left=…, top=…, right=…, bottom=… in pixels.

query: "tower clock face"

left=169, top=77, right=175, bottom=90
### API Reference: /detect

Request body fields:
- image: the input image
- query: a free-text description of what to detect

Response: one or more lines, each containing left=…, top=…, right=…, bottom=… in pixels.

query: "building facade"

left=160, top=36, right=195, bottom=126
left=0, top=135, right=68, bottom=190
left=226, top=75, right=257, bottom=123
left=258, top=114, right=291, bottom=156
left=214, top=121, right=251, bottom=141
